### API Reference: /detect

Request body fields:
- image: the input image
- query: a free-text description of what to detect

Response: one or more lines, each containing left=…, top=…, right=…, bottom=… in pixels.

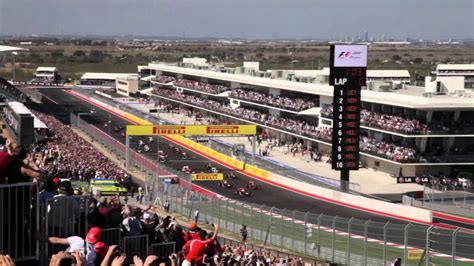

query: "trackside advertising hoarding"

left=126, top=124, right=256, bottom=136
left=191, top=173, right=224, bottom=181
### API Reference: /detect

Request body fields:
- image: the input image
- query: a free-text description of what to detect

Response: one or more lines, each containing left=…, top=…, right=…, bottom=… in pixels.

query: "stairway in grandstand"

left=0, top=76, right=27, bottom=102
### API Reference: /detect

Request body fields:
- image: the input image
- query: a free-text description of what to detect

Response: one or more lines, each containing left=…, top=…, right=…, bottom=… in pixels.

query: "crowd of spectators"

left=360, top=136, right=417, bottom=162
left=173, top=79, right=229, bottom=94
left=152, top=76, right=176, bottom=84
left=155, top=88, right=420, bottom=162
left=229, top=88, right=317, bottom=112
left=32, top=111, right=130, bottom=182
left=321, top=105, right=429, bottom=135
left=154, top=88, right=329, bottom=142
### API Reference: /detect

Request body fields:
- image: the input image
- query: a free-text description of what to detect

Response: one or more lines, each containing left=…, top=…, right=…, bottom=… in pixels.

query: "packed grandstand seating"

left=321, top=104, right=429, bottom=135
left=229, top=88, right=317, bottom=112
left=172, top=78, right=229, bottom=94
left=152, top=75, right=176, bottom=84
left=321, top=104, right=474, bottom=135
left=0, top=77, right=27, bottom=102
left=154, top=87, right=419, bottom=163
left=32, top=111, right=131, bottom=184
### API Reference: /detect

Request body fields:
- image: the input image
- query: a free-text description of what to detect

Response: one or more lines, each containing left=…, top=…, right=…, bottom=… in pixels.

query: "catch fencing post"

left=233, top=200, right=237, bottom=233
left=347, top=217, right=354, bottom=266
left=364, top=220, right=371, bottom=266
left=452, top=228, right=460, bottom=266
left=225, top=199, right=228, bottom=231
left=291, top=210, right=296, bottom=252
left=332, top=215, right=338, bottom=263
left=269, top=207, right=276, bottom=245
left=280, top=209, right=286, bottom=250
left=125, top=134, right=130, bottom=170
left=403, top=223, right=412, bottom=266
left=241, top=202, right=245, bottom=230
left=426, top=225, right=435, bottom=266
left=383, top=222, right=390, bottom=266
left=317, top=214, right=322, bottom=255
left=217, top=198, right=221, bottom=226
left=303, top=212, right=309, bottom=256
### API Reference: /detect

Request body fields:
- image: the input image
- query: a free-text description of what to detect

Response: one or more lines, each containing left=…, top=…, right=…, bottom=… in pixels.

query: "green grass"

left=157, top=190, right=468, bottom=265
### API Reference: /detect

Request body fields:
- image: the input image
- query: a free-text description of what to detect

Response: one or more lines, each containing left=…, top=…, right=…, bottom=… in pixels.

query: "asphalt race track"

left=37, top=88, right=474, bottom=260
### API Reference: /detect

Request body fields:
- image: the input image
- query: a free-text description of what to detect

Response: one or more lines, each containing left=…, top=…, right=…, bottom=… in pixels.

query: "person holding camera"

left=182, top=224, right=219, bottom=266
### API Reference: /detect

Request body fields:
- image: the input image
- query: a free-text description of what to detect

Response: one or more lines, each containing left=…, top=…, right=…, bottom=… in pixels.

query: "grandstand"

left=141, top=62, right=474, bottom=178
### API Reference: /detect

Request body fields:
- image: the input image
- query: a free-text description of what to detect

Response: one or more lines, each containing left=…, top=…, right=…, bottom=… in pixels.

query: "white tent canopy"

left=0, top=45, right=27, bottom=53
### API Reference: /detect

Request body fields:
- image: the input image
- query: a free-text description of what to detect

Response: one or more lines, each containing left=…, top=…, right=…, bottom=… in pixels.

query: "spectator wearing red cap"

left=184, top=223, right=201, bottom=242
left=48, top=227, right=101, bottom=266
left=182, top=224, right=219, bottom=266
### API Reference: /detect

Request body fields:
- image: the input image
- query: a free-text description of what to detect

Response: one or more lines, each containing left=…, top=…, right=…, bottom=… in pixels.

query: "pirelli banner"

left=191, top=173, right=224, bottom=181
left=126, top=124, right=257, bottom=136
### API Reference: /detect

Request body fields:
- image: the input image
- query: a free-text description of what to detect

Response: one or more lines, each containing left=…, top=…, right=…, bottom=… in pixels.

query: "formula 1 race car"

left=246, top=181, right=262, bottom=190
left=219, top=180, right=233, bottom=188
left=114, top=125, right=124, bottom=132
left=182, top=166, right=193, bottom=174
left=225, top=172, right=238, bottom=180
left=180, top=152, right=189, bottom=160
left=235, top=187, right=252, bottom=197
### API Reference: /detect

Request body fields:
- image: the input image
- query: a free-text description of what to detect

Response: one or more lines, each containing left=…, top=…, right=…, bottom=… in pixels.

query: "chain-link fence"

left=402, top=184, right=474, bottom=218
left=73, top=114, right=474, bottom=266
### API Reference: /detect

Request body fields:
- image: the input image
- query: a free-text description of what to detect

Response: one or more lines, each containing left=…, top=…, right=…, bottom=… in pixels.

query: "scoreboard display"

left=329, top=45, right=367, bottom=171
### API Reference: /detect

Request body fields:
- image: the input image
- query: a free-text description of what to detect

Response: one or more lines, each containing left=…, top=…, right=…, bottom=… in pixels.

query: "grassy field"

left=1, top=42, right=473, bottom=81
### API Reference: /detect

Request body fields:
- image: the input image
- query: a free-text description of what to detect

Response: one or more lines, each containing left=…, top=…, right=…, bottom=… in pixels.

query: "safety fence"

left=402, top=183, right=474, bottom=218
left=73, top=116, right=474, bottom=266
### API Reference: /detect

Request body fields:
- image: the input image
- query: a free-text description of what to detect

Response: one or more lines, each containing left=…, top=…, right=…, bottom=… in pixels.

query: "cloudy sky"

left=0, top=0, right=472, bottom=39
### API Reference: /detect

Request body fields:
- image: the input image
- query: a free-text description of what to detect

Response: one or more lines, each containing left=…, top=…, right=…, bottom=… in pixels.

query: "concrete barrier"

left=262, top=171, right=432, bottom=223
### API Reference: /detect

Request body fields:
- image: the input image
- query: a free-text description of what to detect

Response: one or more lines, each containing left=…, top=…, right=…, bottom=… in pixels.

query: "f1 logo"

left=338, top=52, right=351, bottom=58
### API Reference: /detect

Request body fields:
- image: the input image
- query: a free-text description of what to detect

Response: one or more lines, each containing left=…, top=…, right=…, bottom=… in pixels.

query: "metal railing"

left=0, top=182, right=39, bottom=262
left=73, top=116, right=474, bottom=266
left=401, top=183, right=474, bottom=218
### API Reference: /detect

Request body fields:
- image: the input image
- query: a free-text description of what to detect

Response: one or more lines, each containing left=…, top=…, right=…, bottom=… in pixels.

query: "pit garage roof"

left=80, top=72, right=138, bottom=80
left=36, top=67, right=58, bottom=72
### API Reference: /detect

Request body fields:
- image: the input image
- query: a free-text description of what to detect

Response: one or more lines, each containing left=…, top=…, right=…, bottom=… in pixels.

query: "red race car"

left=235, top=187, right=252, bottom=197
left=219, top=180, right=233, bottom=188
left=246, top=181, right=262, bottom=190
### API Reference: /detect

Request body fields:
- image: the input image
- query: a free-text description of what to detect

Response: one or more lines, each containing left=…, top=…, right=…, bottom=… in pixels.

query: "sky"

left=0, top=0, right=473, bottom=40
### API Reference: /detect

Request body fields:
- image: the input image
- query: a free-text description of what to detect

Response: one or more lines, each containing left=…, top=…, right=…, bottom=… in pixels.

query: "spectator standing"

left=137, top=187, right=144, bottom=204
left=163, top=199, right=170, bottom=212
left=240, top=225, right=248, bottom=243
left=121, top=206, right=143, bottom=236
left=182, top=225, right=219, bottom=266
left=194, top=209, right=200, bottom=223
